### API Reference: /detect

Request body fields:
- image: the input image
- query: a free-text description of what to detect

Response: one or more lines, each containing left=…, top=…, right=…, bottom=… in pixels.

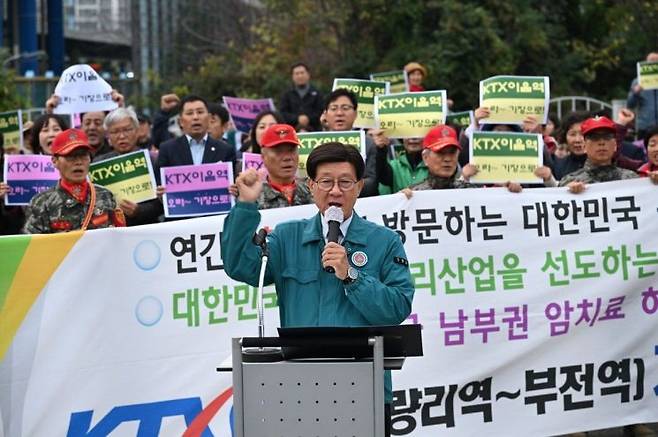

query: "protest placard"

left=4, top=179, right=658, bottom=437
left=0, top=110, right=23, bottom=152
left=222, top=97, right=275, bottom=133
left=53, top=64, right=118, bottom=114
left=3, top=154, right=59, bottom=205
left=479, top=75, right=550, bottom=124
left=241, top=152, right=268, bottom=180
left=370, top=70, right=409, bottom=93
left=469, top=131, right=543, bottom=184
left=637, top=61, right=658, bottom=90
left=446, top=110, right=475, bottom=129
left=161, top=162, right=234, bottom=218
left=297, top=130, right=365, bottom=176
left=375, top=90, right=447, bottom=138
left=332, top=78, right=389, bottom=129
left=88, top=150, right=157, bottom=203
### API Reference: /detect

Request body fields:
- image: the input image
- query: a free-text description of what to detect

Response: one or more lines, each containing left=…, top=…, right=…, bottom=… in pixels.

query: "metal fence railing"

left=549, top=96, right=613, bottom=120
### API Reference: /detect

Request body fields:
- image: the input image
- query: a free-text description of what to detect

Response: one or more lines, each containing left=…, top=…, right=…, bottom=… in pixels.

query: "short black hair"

left=208, top=103, right=230, bottom=124
left=324, top=89, right=358, bottom=111
left=556, top=111, right=590, bottom=145
left=306, top=142, right=365, bottom=181
left=643, top=125, right=658, bottom=149
left=137, top=113, right=151, bottom=124
left=244, top=110, right=285, bottom=154
left=291, top=62, right=310, bottom=74
left=178, top=95, right=208, bottom=113
left=31, top=114, right=70, bottom=155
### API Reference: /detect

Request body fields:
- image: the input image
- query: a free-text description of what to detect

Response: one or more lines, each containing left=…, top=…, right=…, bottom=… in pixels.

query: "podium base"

left=241, top=347, right=283, bottom=362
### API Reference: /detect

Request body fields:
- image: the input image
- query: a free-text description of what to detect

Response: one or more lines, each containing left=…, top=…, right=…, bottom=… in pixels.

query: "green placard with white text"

left=480, top=76, right=549, bottom=124
left=375, top=91, right=447, bottom=138
left=332, top=78, right=389, bottom=129
left=637, top=61, right=658, bottom=90
left=469, top=131, right=543, bottom=184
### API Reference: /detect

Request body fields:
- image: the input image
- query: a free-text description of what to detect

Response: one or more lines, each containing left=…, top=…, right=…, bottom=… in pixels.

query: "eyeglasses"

left=108, top=126, right=136, bottom=137
left=314, top=178, right=357, bottom=191
left=327, top=104, right=355, bottom=113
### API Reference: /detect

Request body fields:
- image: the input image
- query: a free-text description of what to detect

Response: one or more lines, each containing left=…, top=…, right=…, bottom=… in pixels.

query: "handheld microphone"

left=252, top=228, right=268, bottom=247
left=324, top=206, right=344, bottom=273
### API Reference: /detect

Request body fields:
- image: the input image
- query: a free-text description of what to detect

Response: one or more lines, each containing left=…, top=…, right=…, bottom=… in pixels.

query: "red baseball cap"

left=423, top=124, right=461, bottom=152
left=51, top=129, right=93, bottom=156
left=261, top=124, right=301, bottom=148
left=581, top=116, right=616, bottom=136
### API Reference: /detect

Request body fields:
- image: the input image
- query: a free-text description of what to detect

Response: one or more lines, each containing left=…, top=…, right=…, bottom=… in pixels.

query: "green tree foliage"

left=164, top=0, right=658, bottom=112
left=0, top=50, right=26, bottom=112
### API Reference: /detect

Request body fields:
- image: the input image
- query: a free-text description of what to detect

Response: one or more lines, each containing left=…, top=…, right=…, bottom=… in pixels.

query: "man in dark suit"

left=157, top=95, right=236, bottom=175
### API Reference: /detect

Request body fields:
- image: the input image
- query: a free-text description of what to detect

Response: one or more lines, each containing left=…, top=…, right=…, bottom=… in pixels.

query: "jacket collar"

left=302, top=211, right=369, bottom=246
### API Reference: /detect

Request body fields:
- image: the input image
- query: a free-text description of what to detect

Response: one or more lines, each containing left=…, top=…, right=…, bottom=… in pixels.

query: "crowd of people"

left=1, top=56, right=658, bottom=235
left=1, top=57, right=657, bottom=436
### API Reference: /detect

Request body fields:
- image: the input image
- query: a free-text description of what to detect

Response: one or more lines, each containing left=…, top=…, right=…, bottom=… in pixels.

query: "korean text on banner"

left=222, top=97, right=275, bottom=133
left=479, top=75, right=550, bottom=124
left=469, top=131, right=543, bottom=184
left=53, top=64, right=119, bottom=114
left=370, top=70, right=409, bottom=94
left=1, top=179, right=657, bottom=437
left=161, top=162, right=234, bottom=218
left=88, top=150, right=157, bottom=203
left=332, top=78, right=389, bottom=129
left=297, top=130, right=365, bottom=176
left=3, top=154, right=60, bottom=205
left=375, top=90, right=447, bottom=139
left=0, top=110, right=24, bottom=151
left=446, top=110, right=475, bottom=129
left=637, top=61, right=658, bottom=91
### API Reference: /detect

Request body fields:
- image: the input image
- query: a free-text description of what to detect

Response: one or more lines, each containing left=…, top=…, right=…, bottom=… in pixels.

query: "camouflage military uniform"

left=23, top=182, right=124, bottom=234
left=409, top=173, right=475, bottom=191
left=257, top=178, right=314, bottom=210
left=558, top=160, right=638, bottom=186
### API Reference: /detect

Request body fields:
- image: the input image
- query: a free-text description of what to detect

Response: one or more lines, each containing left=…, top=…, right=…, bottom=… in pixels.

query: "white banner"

left=1, top=179, right=657, bottom=436
left=53, top=64, right=119, bottom=114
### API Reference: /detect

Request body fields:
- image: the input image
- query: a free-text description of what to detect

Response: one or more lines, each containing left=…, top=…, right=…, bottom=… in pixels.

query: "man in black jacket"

left=279, top=62, right=324, bottom=131
left=157, top=95, right=236, bottom=175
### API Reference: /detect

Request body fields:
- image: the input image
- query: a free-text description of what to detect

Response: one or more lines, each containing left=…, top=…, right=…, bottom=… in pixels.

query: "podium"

left=230, top=325, right=422, bottom=437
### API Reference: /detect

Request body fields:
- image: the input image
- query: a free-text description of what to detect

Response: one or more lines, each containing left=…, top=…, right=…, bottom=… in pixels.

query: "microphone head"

left=325, top=205, right=344, bottom=223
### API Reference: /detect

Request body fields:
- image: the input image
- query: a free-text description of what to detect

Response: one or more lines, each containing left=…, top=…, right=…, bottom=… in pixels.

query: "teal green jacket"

left=221, top=201, right=415, bottom=402
left=378, top=153, right=429, bottom=195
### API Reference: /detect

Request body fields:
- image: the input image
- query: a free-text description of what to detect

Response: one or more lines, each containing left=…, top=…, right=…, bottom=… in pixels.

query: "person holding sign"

left=23, top=129, right=125, bottom=233
left=93, top=108, right=163, bottom=226
left=402, top=125, right=521, bottom=197
left=222, top=142, right=414, bottom=436
left=558, top=116, right=639, bottom=193
left=627, top=52, right=658, bottom=139
left=375, top=137, right=428, bottom=193
left=232, top=124, right=313, bottom=209
left=322, top=89, right=382, bottom=197
left=157, top=95, right=236, bottom=181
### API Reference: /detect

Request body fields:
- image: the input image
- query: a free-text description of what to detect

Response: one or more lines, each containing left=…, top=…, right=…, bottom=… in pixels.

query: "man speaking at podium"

left=221, top=140, right=414, bottom=435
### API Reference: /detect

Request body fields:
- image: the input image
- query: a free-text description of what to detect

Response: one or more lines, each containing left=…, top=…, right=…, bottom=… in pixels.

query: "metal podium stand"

left=230, top=325, right=422, bottom=437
